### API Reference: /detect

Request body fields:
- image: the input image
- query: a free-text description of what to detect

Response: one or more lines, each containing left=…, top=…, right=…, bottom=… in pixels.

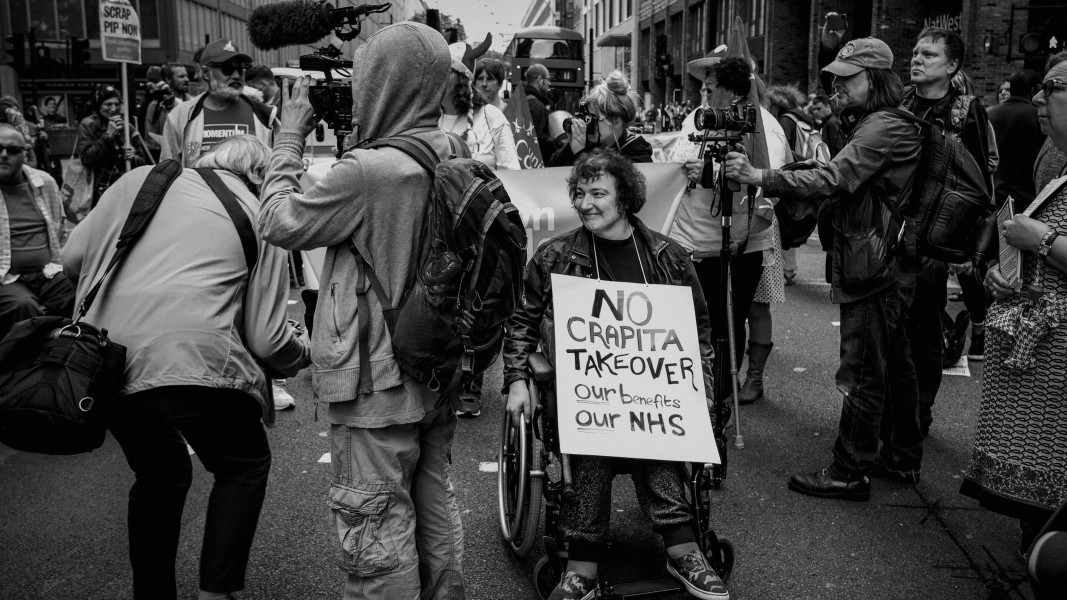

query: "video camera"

left=692, top=100, right=758, bottom=134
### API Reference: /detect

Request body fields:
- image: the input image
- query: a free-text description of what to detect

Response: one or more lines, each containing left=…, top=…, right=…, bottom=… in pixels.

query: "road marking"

left=318, top=453, right=331, bottom=463
left=479, top=462, right=498, bottom=472
left=793, top=367, right=807, bottom=372
left=831, top=321, right=840, bottom=327
left=288, top=300, right=298, bottom=305
left=319, top=431, right=327, bottom=437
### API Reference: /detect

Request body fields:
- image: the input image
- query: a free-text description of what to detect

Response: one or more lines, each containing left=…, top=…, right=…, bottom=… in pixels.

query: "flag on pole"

left=502, top=83, right=545, bottom=168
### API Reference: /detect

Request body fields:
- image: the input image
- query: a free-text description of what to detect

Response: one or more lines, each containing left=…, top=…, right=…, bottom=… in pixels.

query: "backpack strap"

left=75, top=159, right=183, bottom=322
left=194, top=168, right=259, bottom=273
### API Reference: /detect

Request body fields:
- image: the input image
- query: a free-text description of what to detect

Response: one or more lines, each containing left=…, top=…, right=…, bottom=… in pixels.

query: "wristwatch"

left=1039, top=229, right=1060, bottom=257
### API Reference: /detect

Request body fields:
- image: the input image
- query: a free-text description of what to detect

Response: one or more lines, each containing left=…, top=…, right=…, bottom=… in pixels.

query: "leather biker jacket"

left=502, top=217, right=716, bottom=410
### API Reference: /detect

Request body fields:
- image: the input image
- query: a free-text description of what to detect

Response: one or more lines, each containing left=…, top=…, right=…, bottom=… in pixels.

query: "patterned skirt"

left=960, top=307, right=1067, bottom=521
left=753, top=213, right=785, bottom=304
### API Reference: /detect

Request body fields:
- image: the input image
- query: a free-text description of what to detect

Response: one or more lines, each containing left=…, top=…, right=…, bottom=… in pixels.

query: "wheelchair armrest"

left=527, top=352, right=555, bottom=382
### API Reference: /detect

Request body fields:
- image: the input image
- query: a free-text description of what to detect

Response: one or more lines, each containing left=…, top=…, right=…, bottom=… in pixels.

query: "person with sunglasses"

left=161, top=39, right=291, bottom=408
left=962, top=50, right=1067, bottom=563
left=0, top=123, right=74, bottom=341
left=161, top=39, right=277, bottom=169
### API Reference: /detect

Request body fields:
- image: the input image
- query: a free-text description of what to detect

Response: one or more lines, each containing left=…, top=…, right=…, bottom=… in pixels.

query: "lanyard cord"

left=590, top=223, right=649, bottom=285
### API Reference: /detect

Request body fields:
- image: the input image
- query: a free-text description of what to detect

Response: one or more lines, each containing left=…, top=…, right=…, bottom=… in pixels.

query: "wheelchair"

left=498, top=350, right=735, bottom=599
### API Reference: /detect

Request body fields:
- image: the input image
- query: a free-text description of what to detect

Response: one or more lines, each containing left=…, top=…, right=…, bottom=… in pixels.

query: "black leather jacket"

left=502, top=218, right=716, bottom=412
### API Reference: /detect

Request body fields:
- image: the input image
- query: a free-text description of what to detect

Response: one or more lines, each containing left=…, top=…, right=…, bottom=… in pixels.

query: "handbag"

left=59, top=132, right=94, bottom=224
left=0, top=160, right=183, bottom=454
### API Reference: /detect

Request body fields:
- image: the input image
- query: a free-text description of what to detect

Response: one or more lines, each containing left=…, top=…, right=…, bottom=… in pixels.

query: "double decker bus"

left=504, top=26, right=585, bottom=112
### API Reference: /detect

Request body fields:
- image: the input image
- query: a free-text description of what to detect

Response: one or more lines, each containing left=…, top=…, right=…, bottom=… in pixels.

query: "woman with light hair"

left=548, top=70, right=652, bottom=166
left=62, top=134, right=310, bottom=600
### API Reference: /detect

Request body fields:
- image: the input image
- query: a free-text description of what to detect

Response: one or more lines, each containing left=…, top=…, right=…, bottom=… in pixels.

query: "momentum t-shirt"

left=201, top=100, right=256, bottom=154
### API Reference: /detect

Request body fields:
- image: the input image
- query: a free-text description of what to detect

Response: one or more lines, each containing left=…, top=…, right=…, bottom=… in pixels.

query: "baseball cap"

left=822, top=37, right=894, bottom=77
left=200, top=39, right=252, bottom=66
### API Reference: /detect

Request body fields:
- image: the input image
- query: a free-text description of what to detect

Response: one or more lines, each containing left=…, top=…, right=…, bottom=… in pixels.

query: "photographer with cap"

left=161, top=39, right=276, bottom=168
left=258, top=23, right=467, bottom=600
left=725, top=37, right=923, bottom=502
left=77, top=85, right=148, bottom=208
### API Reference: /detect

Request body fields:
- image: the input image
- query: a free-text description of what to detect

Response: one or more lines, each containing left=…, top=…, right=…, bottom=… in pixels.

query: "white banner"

left=551, top=274, right=720, bottom=464
left=100, top=0, right=141, bottom=64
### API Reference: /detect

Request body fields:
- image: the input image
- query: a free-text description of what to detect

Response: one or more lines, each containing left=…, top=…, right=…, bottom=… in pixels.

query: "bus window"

left=510, top=39, right=582, bottom=60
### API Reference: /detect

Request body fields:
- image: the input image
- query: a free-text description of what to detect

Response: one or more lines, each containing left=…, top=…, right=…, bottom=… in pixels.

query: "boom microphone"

left=248, top=1, right=390, bottom=50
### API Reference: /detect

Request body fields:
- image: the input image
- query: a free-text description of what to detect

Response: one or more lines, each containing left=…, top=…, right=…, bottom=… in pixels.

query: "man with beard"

left=524, top=63, right=559, bottom=158
left=161, top=39, right=293, bottom=411
left=162, top=39, right=276, bottom=168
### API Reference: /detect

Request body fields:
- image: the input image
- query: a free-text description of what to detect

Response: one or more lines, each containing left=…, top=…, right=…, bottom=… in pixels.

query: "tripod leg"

left=724, top=265, right=745, bottom=449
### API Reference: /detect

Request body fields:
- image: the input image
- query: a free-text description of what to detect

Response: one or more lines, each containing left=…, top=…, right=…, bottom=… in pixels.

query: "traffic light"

left=4, top=33, right=26, bottom=71
left=71, top=37, right=90, bottom=71
left=1020, top=31, right=1065, bottom=56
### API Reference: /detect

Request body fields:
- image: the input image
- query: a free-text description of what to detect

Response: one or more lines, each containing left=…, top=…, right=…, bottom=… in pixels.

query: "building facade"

left=1, top=0, right=427, bottom=138
left=547, top=0, right=1063, bottom=110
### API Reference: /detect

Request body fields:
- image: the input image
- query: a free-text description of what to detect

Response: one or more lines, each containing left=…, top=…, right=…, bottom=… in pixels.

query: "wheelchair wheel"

left=532, top=555, right=560, bottom=600
left=704, top=533, right=735, bottom=583
left=497, top=388, right=544, bottom=557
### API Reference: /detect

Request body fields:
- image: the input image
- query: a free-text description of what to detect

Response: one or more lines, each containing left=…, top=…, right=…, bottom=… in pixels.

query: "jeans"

left=694, top=251, right=765, bottom=398
left=330, top=405, right=464, bottom=600
left=108, top=386, right=272, bottom=599
left=830, top=281, right=922, bottom=479
left=906, top=261, right=947, bottom=439
left=0, top=271, right=75, bottom=338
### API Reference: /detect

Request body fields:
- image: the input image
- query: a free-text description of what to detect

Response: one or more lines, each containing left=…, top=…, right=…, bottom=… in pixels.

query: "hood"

left=350, top=22, right=451, bottom=142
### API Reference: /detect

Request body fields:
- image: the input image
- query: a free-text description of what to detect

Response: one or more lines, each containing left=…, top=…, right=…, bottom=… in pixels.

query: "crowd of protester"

left=3, top=13, right=1067, bottom=600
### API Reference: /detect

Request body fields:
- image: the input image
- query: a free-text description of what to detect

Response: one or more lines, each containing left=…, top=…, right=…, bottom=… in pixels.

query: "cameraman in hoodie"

left=257, top=23, right=465, bottom=600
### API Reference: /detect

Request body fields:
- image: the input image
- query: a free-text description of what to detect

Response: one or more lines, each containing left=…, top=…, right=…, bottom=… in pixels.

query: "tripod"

left=690, top=133, right=752, bottom=450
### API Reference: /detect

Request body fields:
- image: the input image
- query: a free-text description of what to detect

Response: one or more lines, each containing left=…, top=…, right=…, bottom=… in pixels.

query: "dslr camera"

left=693, top=100, right=758, bottom=134
left=563, top=103, right=599, bottom=138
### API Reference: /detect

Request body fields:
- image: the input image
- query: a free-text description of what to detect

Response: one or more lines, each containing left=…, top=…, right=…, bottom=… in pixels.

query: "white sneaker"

left=273, top=380, right=295, bottom=410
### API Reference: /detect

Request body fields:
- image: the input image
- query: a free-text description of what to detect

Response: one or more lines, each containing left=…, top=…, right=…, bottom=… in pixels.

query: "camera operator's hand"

left=567, top=118, right=587, bottom=154
left=724, top=151, right=762, bottom=186
left=683, top=159, right=703, bottom=183
left=279, top=76, right=317, bottom=139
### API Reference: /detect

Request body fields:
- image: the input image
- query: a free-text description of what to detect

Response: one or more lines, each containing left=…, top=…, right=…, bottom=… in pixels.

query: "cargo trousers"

left=329, top=405, right=465, bottom=600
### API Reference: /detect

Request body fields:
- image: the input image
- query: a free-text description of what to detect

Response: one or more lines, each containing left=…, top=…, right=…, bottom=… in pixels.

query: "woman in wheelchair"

left=502, top=149, right=728, bottom=600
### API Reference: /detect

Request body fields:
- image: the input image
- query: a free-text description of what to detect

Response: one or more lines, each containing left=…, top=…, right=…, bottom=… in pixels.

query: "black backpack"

left=0, top=160, right=183, bottom=454
left=354, top=135, right=527, bottom=394
left=884, top=99, right=992, bottom=264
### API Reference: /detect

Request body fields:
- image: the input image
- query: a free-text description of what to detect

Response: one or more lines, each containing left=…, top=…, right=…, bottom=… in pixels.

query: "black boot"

left=738, top=341, right=772, bottom=405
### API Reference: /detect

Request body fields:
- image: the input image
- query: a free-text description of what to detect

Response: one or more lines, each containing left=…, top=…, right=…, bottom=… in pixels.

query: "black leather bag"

left=0, top=160, right=182, bottom=454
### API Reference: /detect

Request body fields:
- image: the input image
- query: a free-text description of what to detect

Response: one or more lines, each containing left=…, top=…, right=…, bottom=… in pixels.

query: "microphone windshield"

left=248, top=0, right=332, bottom=50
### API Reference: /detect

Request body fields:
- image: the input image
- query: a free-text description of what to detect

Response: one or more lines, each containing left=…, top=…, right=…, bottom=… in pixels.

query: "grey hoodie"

left=259, top=22, right=452, bottom=406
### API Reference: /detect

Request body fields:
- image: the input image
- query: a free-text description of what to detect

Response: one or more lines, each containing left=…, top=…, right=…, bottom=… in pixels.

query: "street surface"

left=0, top=241, right=1033, bottom=600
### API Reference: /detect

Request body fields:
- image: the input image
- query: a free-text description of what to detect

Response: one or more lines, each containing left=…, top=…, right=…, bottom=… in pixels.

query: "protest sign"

left=99, top=0, right=142, bottom=64
left=502, top=82, right=544, bottom=168
left=551, top=274, right=720, bottom=464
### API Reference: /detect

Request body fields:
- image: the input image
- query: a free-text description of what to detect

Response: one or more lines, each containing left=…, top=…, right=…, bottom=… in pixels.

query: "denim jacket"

left=502, top=218, right=716, bottom=411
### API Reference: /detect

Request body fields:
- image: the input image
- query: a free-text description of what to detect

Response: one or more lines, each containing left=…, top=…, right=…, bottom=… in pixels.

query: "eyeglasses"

left=1034, top=78, right=1067, bottom=98
left=0, top=145, right=27, bottom=156
left=211, top=62, right=250, bottom=77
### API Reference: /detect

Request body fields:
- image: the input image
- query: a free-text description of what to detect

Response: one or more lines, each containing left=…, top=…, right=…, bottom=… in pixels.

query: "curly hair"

left=765, top=84, right=806, bottom=115
left=713, top=57, right=752, bottom=98
left=581, top=70, right=642, bottom=124
left=567, top=148, right=647, bottom=217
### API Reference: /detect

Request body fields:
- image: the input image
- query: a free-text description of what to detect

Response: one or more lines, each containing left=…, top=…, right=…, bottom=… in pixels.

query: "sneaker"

left=547, top=571, right=596, bottom=600
left=455, top=396, right=481, bottom=418
left=272, top=380, right=295, bottom=411
left=967, top=328, right=985, bottom=361
left=667, top=549, right=730, bottom=600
